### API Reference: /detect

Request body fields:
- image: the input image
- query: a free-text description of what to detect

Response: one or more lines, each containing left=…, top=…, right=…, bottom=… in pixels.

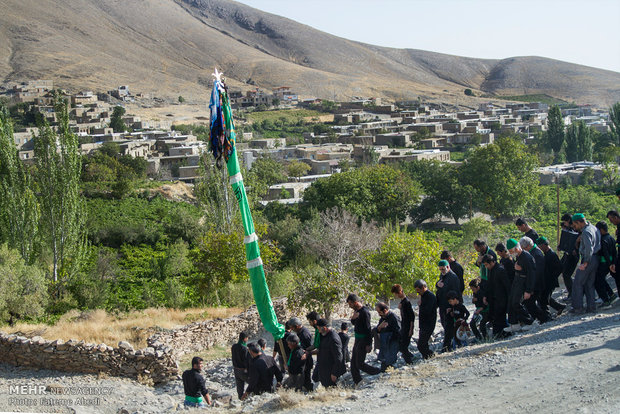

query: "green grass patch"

left=449, top=151, right=466, bottom=162
left=246, top=109, right=326, bottom=123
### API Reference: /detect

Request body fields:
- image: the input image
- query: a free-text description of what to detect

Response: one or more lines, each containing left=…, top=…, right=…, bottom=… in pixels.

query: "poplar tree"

left=576, top=120, right=593, bottom=161
left=33, top=95, right=86, bottom=289
left=609, top=102, right=620, bottom=145
left=0, top=106, right=39, bottom=263
left=546, top=105, right=565, bottom=161
left=565, top=123, right=579, bottom=163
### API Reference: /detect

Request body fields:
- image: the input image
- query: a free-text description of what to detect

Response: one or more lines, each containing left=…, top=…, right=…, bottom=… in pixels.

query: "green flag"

left=209, top=73, right=285, bottom=340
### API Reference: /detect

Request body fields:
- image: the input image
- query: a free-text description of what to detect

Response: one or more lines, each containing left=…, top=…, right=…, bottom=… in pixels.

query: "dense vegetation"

left=1, top=101, right=619, bottom=326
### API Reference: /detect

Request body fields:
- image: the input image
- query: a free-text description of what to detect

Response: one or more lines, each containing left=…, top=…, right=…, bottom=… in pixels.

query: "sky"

left=235, top=0, right=620, bottom=73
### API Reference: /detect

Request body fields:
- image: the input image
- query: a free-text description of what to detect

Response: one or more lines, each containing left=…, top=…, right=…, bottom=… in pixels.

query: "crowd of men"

left=181, top=212, right=620, bottom=407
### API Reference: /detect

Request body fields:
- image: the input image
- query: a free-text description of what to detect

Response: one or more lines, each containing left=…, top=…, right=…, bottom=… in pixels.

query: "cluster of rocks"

left=0, top=332, right=178, bottom=384
left=148, top=298, right=351, bottom=357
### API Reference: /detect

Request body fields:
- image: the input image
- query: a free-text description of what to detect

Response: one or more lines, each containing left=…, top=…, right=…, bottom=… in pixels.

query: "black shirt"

left=398, top=297, right=415, bottom=335
left=317, top=329, right=345, bottom=378
left=488, top=263, right=511, bottom=308
left=500, top=256, right=515, bottom=284
left=297, top=326, right=313, bottom=350
left=231, top=342, right=250, bottom=369
left=338, top=332, right=350, bottom=363
left=419, top=290, right=438, bottom=332
left=516, top=250, right=537, bottom=293
left=450, top=260, right=465, bottom=293
left=182, top=368, right=208, bottom=399
left=436, top=270, right=460, bottom=310
left=543, top=248, right=563, bottom=289
left=447, top=303, right=470, bottom=324
left=529, top=246, right=546, bottom=292
left=351, top=306, right=372, bottom=338
left=377, top=311, right=401, bottom=340
left=287, top=346, right=306, bottom=376
left=600, top=233, right=617, bottom=265
left=525, top=228, right=540, bottom=243
left=246, top=353, right=283, bottom=395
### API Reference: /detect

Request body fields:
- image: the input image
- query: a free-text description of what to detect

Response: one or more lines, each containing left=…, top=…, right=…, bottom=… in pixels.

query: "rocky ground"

left=1, top=294, right=619, bottom=414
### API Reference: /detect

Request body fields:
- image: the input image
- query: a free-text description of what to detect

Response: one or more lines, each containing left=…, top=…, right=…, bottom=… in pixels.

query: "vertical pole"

left=556, top=176, right=561, bottom=244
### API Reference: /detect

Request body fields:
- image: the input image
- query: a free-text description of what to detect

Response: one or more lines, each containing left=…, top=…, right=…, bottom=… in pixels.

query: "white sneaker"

left=520, top=323, right=533, bottom=331
left=595, top=298, right=603, bottom=305
left=503, top=324, right=521, bottom=333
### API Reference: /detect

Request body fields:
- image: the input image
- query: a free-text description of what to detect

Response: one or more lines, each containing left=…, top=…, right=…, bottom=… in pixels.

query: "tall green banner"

left=209, top=70, right=285, bottom=341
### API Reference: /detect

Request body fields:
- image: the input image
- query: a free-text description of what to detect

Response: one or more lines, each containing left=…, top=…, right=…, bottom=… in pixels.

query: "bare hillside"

left=0, top=0, right=618, bottom=105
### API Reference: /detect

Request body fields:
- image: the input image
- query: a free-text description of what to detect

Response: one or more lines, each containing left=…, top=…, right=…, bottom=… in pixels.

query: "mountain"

left=1, top=0, right=619, bottom=105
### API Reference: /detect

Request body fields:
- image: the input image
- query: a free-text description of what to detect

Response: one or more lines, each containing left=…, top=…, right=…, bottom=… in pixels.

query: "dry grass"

left=2, top=307, right=242, bottom=349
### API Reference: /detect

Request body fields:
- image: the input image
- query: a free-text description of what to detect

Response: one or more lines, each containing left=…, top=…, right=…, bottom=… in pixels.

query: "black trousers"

left=611, top=266, right=620, bottom=297
left=523, top=291, right=551, bottom=323
left=561, top=253, right=578, bottom=295
left=491, top=304, right=508, bottom=338
left=351, top=338, right=381, bottom=384
left=540, top=283, right=565, bottom=313
left=417, top=328, right=434, bottom=359
left=398, top=330, right=414, bottom=364
left=470, top=312, right=490, bottom=340
left=594, top=262, right=613, bottom=302
left=508, top=276, right=534, bottom=325
left=303, top=357, right=314, bottom=391
left=233, top=367, right=248, bottom=400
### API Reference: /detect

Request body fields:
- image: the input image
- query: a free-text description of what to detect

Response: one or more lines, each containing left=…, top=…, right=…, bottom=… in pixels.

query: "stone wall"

left=0, top=333, right=178, bottom=384
left=147, top=298, right=351, bottom=357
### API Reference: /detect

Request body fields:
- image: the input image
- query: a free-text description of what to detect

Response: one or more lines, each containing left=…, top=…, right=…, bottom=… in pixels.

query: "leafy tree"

left=0, top=106, right=39, bottom=263
left=302, top=164, right=420, bottom=223
left=464, top=89, right=474, bottom=96
left=246, top=156, right=287, bottom=197
left=190, top=227, right=281, bottom=305
left=460, top=137, right=539, bottom=217
left=272, top=98, right=280, bottom=107
left=178, top=96, right=185, bottom=103
left=286, top=160, right=310, bottom=178
left=610, top=102, right=620, bottom=145
left=33, top=96, right=87, bottom=289
left=565, top=123, right=579, bottom=162
left=576, top=120, right=593, bottom=161
left=0, top=244, right=47, bottom=325
left=402, top=160, right=470, bottom=224
left=109, top=106, right=127, bottom=133
left=363, top=230, right=440, bottom=300
left=545, top=105, right=565, bottom=158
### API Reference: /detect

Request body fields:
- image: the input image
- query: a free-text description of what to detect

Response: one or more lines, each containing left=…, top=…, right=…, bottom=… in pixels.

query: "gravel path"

left=1, top=304, right=619, bottom=413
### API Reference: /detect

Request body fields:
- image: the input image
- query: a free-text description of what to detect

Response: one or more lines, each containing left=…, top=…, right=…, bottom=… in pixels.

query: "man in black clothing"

left=496, top=243, right=515, bottom=283
left=182, top=356, right=212, bottom=407
left=231, top=332, right=250, bottom=400
left=243, top=342, right=283, bottom=399
left=436, top=260, right=461, bottom=351
left=536, top=237, right=567, bottom=315
left=504, top=239, right=540, bottom=333
left=375, top=302, right=401, bottom=370
left=559, top=213, right=578, bottom=298
left=595, top=221, right=618, bottom=307
left=516, top=218, right=540, bottom=243
left=315, top=319, right=345, bottom=388
left=415, top=279, right=437, bottom=359
left=607, top=211, right=620, bottom=299
left=339, top=323, right=351, bottom=364
left=441, top=250, right=465, bottom=294
left=346, top=293, right=381, bottom=385
left=524, top=237, right=552, bottom=322
left=474, top=240, right=497, bottom=284
left=391, top=284, right=415, bottom=364
left=482, top=254, right=511, bottom=338
left=282, top=333, right=305, bottom=391
left=288, top=317, right=314, bottom=391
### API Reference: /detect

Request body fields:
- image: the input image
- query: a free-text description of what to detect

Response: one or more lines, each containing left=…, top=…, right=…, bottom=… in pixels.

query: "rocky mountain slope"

left=1, top=0, right=618, bottom=105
